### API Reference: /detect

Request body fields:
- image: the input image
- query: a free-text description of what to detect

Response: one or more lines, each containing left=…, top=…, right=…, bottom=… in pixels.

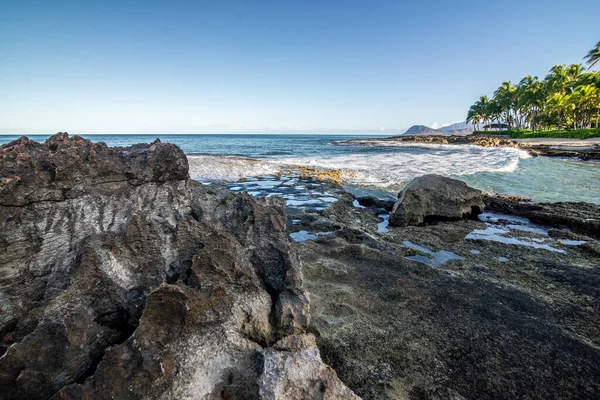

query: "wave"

left=274, top=146, right=529, bottom=188
left=187, top=145, right=529, bottom=191
left=188, top=155, right=280, bottom=182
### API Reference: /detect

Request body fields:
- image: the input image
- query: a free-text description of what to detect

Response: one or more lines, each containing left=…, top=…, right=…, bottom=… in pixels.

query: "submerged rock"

left=0, top=134, right=356, bottom=400
left=389, top=174, right=484, bottom=226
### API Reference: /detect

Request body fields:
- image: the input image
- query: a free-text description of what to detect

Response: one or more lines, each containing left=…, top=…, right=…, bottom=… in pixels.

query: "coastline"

left=1, top=134, right=599, bottom=399
left=337, top=135, right=600, bottom=160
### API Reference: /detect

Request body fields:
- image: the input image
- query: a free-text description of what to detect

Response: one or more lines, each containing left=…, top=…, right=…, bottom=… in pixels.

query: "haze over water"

left=2, top=134, right=598, bottom=204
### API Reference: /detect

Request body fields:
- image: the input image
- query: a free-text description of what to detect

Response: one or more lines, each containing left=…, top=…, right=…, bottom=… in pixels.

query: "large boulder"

left=389, top=174, right=484, bottom=226
left=0, top=133, right=356, bottom=400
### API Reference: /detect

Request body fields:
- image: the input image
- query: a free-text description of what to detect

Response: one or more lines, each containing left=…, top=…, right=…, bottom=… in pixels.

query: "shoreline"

left=338, top=135, right=600, bottom=160
left=2, top=134, right=599, bottom=399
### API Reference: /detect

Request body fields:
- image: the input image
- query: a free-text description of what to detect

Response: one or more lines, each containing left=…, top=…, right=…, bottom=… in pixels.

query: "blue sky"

left=1, top=0, right=599, bottom=133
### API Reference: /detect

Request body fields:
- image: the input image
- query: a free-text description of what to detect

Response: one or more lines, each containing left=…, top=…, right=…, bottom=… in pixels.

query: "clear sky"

left=1, top=0, right=599, bottom=134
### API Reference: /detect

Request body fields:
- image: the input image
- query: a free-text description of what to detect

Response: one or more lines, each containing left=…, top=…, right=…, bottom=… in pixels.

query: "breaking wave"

left=188, top=155, right=280, bottom=182
left=188, top=144, right=530, bottom=192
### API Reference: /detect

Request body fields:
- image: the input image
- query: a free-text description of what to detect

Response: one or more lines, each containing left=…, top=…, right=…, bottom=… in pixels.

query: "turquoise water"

left=459, top=156, right=600, bottom=204
left=1, top=133, right=598, bottom=204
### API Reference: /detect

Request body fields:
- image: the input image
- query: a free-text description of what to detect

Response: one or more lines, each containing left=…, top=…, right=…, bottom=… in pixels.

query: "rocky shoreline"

left=338, top=135, right=600, bottom=160
left=1, top=134, right=599, bottom=399
left=286, top=178, right=600, bottom=399
left=0, top=134, right=357, bottom=399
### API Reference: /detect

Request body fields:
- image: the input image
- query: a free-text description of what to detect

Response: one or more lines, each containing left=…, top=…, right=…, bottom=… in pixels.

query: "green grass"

left=473, top=128, right=600, bottom=139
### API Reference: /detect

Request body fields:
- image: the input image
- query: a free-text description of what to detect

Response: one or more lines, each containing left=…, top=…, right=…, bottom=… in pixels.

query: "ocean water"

left=1, top=133, right=599, bottom=204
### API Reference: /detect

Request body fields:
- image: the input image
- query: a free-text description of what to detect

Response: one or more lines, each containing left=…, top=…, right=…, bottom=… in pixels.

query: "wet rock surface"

left=282, top=178, right=600, bottom=399
left=0, top=134, right=356, bottom=400
left=3, top=133, right=599, bottom=400
left=484, top=194, right=600, bottom=238
left=389, top=174, right=484, bottom=226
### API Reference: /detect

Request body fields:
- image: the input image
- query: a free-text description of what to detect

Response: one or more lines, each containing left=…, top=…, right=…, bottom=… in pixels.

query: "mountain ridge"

left=403, top=121, right=474, bottom=136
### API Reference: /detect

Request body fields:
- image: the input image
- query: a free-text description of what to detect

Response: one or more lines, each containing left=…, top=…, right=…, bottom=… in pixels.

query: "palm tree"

left=545, top=93, right=569, bottom=129
left=565, top=64, right=584, bottom=93
left=545, top=65, right=568, bottom=95
left=494, top=81, right=517, bottom=128
left=467, top=60, right=599, bottom=132
left=478, top=95, right=491, bottom=128
left=546, top=64, right=584, bottom=95
left=518, top=76, right=545, bottom=129
left=584, top=41, right=600, bottom=70
left=466, top=103, right=483, bottom=131
left=571, top=85, right=599, bottom=128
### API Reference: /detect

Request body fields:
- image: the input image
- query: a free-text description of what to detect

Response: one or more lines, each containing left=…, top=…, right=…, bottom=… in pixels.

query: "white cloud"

left=430, top=122, right=450, bottom=129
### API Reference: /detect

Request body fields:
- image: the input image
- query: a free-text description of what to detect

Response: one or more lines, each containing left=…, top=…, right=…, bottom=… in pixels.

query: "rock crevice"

left=0, top=133, right=356, bottom=400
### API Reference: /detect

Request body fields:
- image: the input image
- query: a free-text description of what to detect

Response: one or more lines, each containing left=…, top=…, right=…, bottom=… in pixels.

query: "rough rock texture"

left=284, top=182, right=600, bottom=399
left=484, top=194, right=600, bottom=238
left=355, top=196, right=395, bottom=211
left=259, top=334, right=360, bottom=399
left=0, top=133, right=189, bottom=206
left=389, top=174, right=484, bottom=226
left=0, top=133, right=356, bottom=400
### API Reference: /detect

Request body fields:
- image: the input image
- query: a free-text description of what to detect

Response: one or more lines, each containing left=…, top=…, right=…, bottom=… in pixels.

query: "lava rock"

left=355, top=196, right=396, bottom=211
left=0, top=134, right=355, bottom=400
left=389, top=174, right=484, bottom=226
left=484, top=194, right=600, bottom=238
left=0, top=133, right=189, bottom=206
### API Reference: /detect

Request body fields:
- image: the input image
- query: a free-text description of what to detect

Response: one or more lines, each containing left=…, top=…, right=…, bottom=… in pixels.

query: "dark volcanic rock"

left=0, top=133, right=189, bottom=206
left=290, top=186, right=600, bottom=400
left=484, top=194, right=600, bottom=238
left=389, top=174, right=484, bottom=226
left=0, top=134, right=356, bottom=400
left=355, top=196, right=396, bottom=211
left=384, top=134, right=518, bottom=147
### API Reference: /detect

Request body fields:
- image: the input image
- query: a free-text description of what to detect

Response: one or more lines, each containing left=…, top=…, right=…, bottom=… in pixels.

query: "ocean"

left=1, top=133, right=599, bottom=204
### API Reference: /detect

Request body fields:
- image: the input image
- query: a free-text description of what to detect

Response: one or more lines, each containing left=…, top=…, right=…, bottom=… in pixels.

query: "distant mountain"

left=438, top=121, right=474, bottom=132
left=403, top=125, right=445, bottom=135
left=401, top=122, right=474, bottom=136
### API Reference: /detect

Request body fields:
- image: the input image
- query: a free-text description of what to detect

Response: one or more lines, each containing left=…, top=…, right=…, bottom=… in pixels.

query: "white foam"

left=188, top=144, right=530, bottom=190
left=187, top=155, right=280, bottom=182
left=275, top=145, right=529, bottom=189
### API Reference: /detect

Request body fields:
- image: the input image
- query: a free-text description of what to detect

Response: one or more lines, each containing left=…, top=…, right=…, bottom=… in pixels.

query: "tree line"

left=467, top=41, right=600, bottom=131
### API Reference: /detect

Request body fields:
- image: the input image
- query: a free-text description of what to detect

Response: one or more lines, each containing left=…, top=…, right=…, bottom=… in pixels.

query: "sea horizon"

left=4, top=132, right=596, bottom=205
